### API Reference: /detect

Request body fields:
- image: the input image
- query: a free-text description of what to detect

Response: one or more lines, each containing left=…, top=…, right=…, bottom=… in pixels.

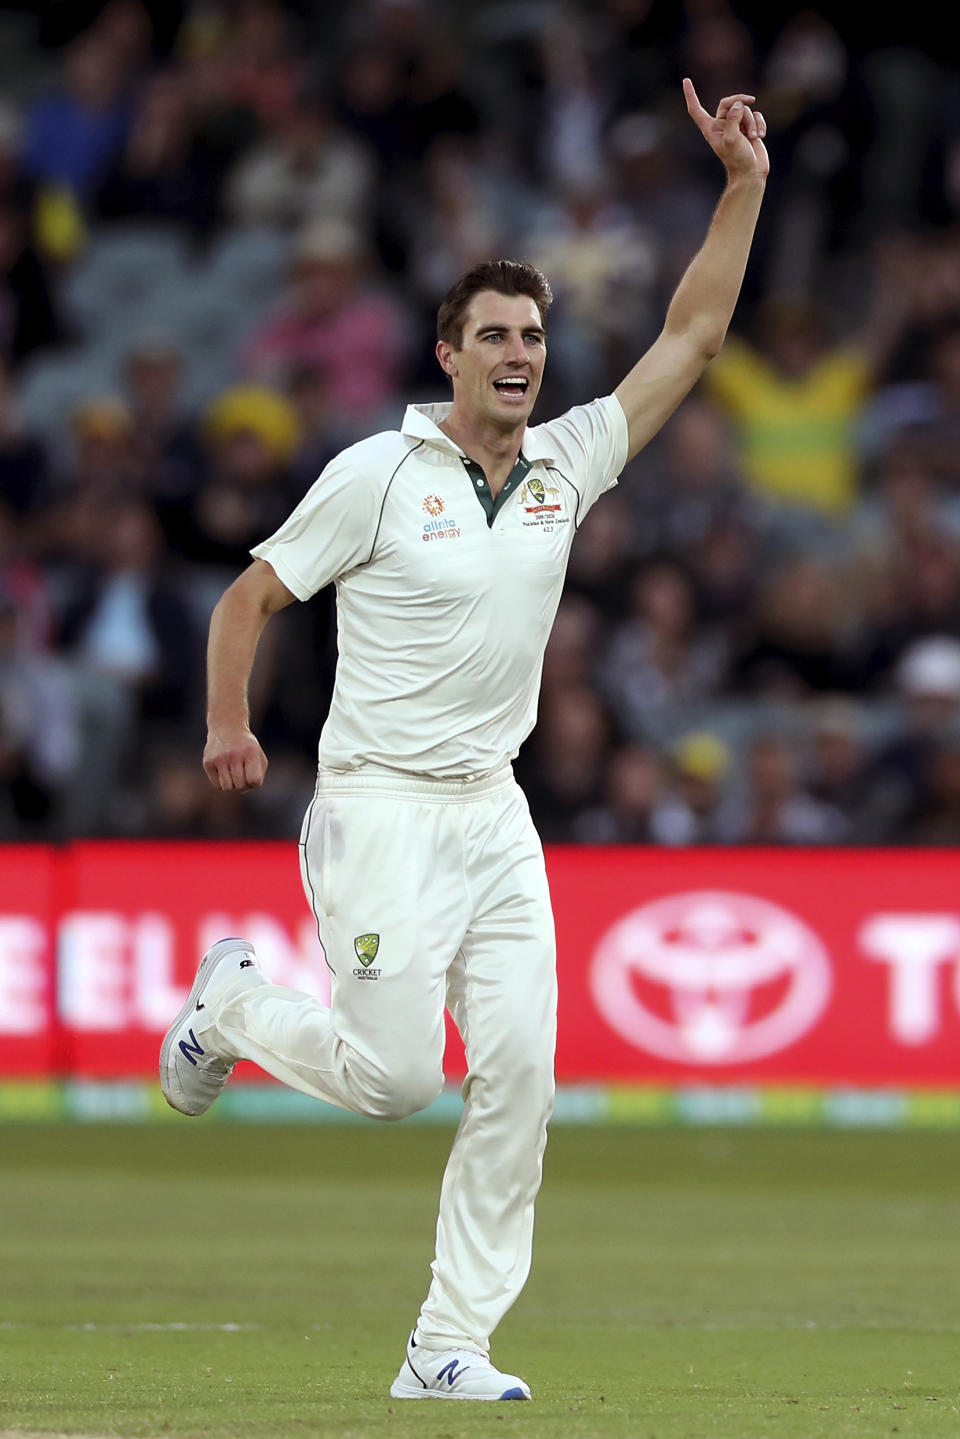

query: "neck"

left=439, top=405, right=525, bottom=470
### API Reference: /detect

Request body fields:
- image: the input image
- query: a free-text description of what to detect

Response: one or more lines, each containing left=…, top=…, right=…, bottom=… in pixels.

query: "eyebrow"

left=474, top=323, right=546, bottom=339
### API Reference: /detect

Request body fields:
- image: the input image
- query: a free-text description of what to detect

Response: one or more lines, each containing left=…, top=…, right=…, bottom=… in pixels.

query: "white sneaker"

left=159, top=937, right=264, bottom=1117
left=389, top=1332, right=531, bottom=1401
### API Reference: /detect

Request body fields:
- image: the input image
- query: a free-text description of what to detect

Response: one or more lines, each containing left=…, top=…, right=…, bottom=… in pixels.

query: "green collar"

left=461, top=453, right=532, bottom=527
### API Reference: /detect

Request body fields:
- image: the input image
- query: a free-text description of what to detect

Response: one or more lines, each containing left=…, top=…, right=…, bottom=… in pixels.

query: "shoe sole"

left=159, top=938, right=253, bottom=1115
left=389, top=1381, right=530, bottom=1401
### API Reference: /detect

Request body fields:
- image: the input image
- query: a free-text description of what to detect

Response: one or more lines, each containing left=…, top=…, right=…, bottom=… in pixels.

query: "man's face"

left=437, top=290, right=546, bottom=429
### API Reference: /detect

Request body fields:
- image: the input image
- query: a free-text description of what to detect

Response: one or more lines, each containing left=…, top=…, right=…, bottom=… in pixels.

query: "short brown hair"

left=437, top=260, right=552, bottom=349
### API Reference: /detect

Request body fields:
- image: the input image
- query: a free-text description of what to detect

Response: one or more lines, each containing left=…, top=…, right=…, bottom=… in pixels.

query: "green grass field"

left=2, top=1121, right=959, bottom=1439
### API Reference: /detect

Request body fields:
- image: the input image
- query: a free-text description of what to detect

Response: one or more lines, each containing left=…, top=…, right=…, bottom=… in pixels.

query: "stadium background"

left=0, top=0, right=959, bottom=1116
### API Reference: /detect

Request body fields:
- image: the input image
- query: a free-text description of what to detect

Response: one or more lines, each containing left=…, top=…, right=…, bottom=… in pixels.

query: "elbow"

left=665, top=315, right=727, bottom=365
left=696, top=324, right=728, bottom=363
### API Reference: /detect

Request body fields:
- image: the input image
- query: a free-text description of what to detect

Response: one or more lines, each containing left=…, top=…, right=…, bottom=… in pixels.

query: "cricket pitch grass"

left=2, top=1120, right=959, bottom=1438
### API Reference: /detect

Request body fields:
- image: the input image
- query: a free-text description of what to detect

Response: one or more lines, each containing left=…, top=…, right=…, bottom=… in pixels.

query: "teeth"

left=495, top=378, right=527, bottom=389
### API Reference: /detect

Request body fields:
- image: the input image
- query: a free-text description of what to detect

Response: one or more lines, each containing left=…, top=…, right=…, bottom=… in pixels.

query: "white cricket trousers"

left=211, top=764, right=557, bottom=1354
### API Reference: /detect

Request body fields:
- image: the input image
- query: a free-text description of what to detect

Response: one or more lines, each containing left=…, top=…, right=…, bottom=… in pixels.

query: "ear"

left=436, top=340, right=458, bottom=378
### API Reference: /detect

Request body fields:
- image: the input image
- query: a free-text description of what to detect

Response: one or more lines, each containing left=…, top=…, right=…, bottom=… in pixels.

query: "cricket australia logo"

left=353, top=932, right=381, bottom=980
left=521, top=475, right=561, bottom=513
left=520, top=473, right=568, bottom=532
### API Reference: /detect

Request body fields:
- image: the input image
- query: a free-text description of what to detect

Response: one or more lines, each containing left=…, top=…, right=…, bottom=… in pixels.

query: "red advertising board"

left=2, top=842, right=960, bottom=1086
left=0, top=845, right=58, bottom=1076
left=548, top=847, right=960, bottom=1085
left=56, top=842, right=329, bottom=1079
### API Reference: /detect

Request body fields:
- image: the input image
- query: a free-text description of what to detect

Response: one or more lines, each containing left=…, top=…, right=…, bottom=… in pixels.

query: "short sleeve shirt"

left=252, top=394, right=628, bottom=777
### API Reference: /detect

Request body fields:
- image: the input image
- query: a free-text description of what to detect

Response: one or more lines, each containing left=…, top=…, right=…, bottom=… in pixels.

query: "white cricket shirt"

left=252, top=394, right=628, bottom=777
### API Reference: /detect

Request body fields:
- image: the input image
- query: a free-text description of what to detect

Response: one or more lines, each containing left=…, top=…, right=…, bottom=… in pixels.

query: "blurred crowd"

left=2, top=0, right=960, bottom=845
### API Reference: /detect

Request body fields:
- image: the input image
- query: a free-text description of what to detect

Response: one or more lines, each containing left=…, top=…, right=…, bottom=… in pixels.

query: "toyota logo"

left=590, top=891, right=832, bottom=1065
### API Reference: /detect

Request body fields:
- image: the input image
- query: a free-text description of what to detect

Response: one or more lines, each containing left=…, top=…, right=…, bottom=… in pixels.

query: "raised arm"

left=203, top=557, right=297, bottom=793
left=615, top=79, right=768, bottom=462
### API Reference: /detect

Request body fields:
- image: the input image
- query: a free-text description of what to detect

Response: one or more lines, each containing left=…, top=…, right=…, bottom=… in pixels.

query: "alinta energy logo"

left=421, top=493, right=460, bottom=542
left=589, top=891, right=832, bottom=1065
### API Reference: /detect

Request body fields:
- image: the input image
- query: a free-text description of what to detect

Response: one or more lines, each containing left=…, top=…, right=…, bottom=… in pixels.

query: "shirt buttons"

left=475, top=478, right=483, bottom=488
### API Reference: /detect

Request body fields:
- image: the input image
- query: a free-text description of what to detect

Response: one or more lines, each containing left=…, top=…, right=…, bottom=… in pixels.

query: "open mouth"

left=493, top=376, right=530, bottom=399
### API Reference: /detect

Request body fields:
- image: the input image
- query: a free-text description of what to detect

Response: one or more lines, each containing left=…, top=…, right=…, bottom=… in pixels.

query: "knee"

left=363, top=1057, right=444, bottom=1122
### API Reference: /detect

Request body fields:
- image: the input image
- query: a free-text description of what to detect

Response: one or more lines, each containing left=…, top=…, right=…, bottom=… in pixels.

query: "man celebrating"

left=161, top=82, right=767, bottom=1401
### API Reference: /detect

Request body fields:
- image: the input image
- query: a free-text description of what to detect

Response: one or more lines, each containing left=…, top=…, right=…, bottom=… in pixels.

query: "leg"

left=415, top=785, right=557, bottom=1352
left=202, top=788, right=472, bottom=1121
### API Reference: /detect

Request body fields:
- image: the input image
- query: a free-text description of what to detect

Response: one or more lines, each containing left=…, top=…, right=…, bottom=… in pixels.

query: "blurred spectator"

left=538, top=7, right=609, bottom=192
left=242, top=218, right=408, bottom=435
left=734, top=556, right=850, bottom=699
left=682, top=8, right=757, bottom=116
left=629, top=398, right=767, bottom=563
left=853, top=532, right=960, bottom=688
left=205, top=0, right=305, bottom=133
left=23, top=31, right=132, bottom=201
left=721, top=732, right=846, bottom=844
left=527, top=181, right=658, bottom=398
left=876, top=322, right=960, bottom=490
left=564, top=491, right=634, bottom=620
left=62, top=396, right=139, bottom=504
left=704, top=274, right=910, bottom=515
left=333, top=45, right=411, bottom=175
left=804, top=698, right=874, bottom=842
left=224, top=91, right=374, bottom=232
left=0, top=502, right=55, bottom=654
left=0, top=105, right=35, bottom=219
left=0, top=206, right=70, bottom=367
left=0, top=589, right=80, bottom=836
left=607, top=110, right=715, bottom=293
left=515, top=684, right=615, bottom=842
left=846, top=440, right=953, bottom=586
left=759, top=12, right=866, bottom=294
left=95, top=69, right=219, bottom=235
left=285, top=363, right=338, bottom=495
left=121, top=331, right=203, bottom=507
left=574, top=743, right=668, bottom=843
left=653, top=730, right=734, bottom=846
left=0, top=356, right=53, bottom=519
left=396, top=136, right=504, bottom=320
left=863, top=636, right=960, bottom=840
left=894, top=737, right=960, bottom=845
left=162, top=383, right=299, bottom=568
left=58, top=497, right=200, bottom=727
left=600, top=559, right=728, bottom=736
left=540, top=594, right=603, bottom=696
left=406, top=36, right=481, bottom=161
left=96, top=0, right=155, bottom=74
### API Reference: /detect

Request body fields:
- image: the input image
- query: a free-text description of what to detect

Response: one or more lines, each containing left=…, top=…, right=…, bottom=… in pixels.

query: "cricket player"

left=161, top=82, right=767, bottom=1400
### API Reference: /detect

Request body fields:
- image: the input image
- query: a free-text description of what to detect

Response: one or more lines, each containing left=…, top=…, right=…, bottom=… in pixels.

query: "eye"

left=524, top=333, right=544, bottom=345
left=484, top=333, right=502, bottom=343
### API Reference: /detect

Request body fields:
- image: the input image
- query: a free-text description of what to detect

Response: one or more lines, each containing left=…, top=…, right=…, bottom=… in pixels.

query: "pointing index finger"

left=682, top=76, right=706, bottom=118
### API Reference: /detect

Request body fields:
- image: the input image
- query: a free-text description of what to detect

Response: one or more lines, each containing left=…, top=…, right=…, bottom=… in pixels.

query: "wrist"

left=723, top=169, right=767, bottom=191
left=206, top=715, right=250, bottom=736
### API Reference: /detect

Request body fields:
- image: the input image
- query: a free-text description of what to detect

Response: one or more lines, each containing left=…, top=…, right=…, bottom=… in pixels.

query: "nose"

left=503, top=332, right=528, bottom=365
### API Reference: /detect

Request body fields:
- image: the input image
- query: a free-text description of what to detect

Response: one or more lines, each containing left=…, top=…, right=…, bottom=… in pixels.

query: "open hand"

left=683, top=79, right=769, bottom=180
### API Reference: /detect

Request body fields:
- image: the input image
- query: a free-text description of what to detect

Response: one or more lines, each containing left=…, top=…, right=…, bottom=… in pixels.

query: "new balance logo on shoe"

left=437, top=1360, right=471, bottom=1386
left=178, top=1029, right=204, bottom=1066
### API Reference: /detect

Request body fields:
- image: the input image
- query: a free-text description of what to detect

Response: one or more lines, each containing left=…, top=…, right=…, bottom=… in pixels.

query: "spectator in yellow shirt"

left=705, top=297, right=870, bottom=515
left=705, top=268, right=912, bottom=516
